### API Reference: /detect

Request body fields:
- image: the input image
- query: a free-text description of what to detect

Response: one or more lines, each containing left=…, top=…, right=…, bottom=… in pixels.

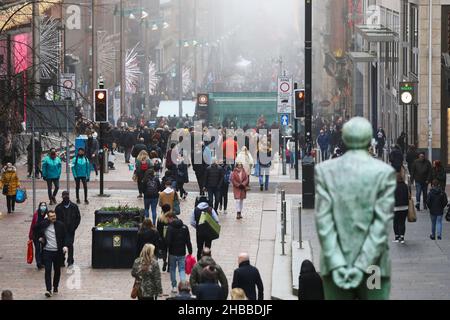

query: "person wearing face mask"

left=34, top=210, right=68, bottom=298
left=29, top=202, right=49, bottom=269
left=42, top=149, right=62, bottom=205
left=55, top=191, right=81, bottom=266
left=1, top=162, right=20, bottom=214
left=71, top=148, right=90, bottom=204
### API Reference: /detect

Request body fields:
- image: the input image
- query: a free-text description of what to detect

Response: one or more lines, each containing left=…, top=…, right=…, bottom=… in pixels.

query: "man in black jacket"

left=232, top=253, right=264, bottom=300
left=34, top=211, right=68, bottom=298
left=204, top=159, right=224, bottom=211
left=131, top=137, right=147, bottom=159
left=389, top=145, right=404, bottom=173
left=166, top=217, right=193, bottom=294
left=123, top=128, right=136, bottom=163
left=411, top=152, right=433, bottom=210
left=55, top=191, right=81, bottom=266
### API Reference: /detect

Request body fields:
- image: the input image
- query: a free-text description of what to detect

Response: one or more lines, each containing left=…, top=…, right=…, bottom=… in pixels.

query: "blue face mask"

left=40, top=206, right=47, bottom=212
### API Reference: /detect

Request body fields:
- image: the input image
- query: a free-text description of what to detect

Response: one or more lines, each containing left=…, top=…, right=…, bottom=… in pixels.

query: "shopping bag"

left=27, top=240, right=33, bottom=264
left=185, top=255, right=197, bottom=275
left=173, top=197, right=181, bottom=215
left=16, top=189, right=27, bottom=204
left=198, top=212, right=221, bottom=241
left=408, top=199, right=417, bottom=223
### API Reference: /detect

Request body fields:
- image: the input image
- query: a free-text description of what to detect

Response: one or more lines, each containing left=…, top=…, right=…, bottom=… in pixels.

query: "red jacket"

left=29, top=211, right=38, bottom=240
left=223, top=139, right=238, bottom=160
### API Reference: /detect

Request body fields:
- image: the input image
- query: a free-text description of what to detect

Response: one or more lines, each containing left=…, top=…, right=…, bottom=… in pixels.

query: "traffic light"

left=94, top=89, right=108, bottom=122
left=294, top=89, right=305, bottom=119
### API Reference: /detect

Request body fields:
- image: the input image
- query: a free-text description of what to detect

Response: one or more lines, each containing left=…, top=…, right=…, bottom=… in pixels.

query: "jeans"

left=33, top=238, right=43, bottom=267
left=144, top=198, right=158, bottom=224
left=6, top=195, right=16, bottom=213
left=289, top=151, right=296, bottom=168
left=207, top=187, right=221, bottom=211
left=219, top=183, right=229, bottom=211
left=415, top=182, right=428, bottom=207
left=75, top=177, right=88, bottom=201
left=169, top=255, right=186, bottom=288
left=431, top=215, right=443, bottom=238
left=46, top=179, right=60, bottom=201
left=259, top=175, right=270, bottom=190
left=320, top=148, right=329, bottom=161
left=196, top=235, right=212, bottom=261
left=393, top=211, right=408, bottom=237
left=125, top=148, right=132, bottom=163
left=43, top=250, right=62, bottom=292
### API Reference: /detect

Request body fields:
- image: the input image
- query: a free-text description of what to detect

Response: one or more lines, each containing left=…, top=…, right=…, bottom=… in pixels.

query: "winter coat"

left=166, top=219, right=193, bottom=257
left=132, top=143, right=147, bottom=159
left=235, top=151, right=254, bottom=176
left=131, top=257, right=162, bottom=299
left=136, top=228, right=162, bottom=258
left=406, top=150, right=418, bottom=171
left=205, top=164, right=224, bottom=189
left=86, top=138, right=99, bottom=165
left=297, top=261, right=324, bottom=300
left=196, top=282, right=224, bottom=300
left=1, top=167, right=20, bottom=196
left=427, top=188, right=448, bottom=216
left=136, top=159, right=153, bottom=178
left=432, top=167, right=447, bottom=189
left=389, top=148, right=404, bottom=172
left=411, top=158, right=432, bottom=184
left=34, top=219, right=68, bottom=253
left=29, top=210, right=47, bottom=240
left=190, top=255, right=228, bottom=299
left=394, top=181, right=410, bottom=212
left=176, top=162, right=189, bottom=184
left=71, top=156, right=90, bottom=180
left=223, top=138, right=238, bottom=160
left=231, top=168, right=249, bottom=200
left=142, top=176, right=161, bottom=199
left=158, top=187, right=178, bottom=211
left=123, top=131, right=136, bottom=148
left=156, top=213, right=171, bottom=246
left=42, top=156, right=62, bottom=180
left=55, top=201, right=81, bottom=235
left=317, top=134, right=330, bottom=150
left=232, top=261, right=264, bottom=301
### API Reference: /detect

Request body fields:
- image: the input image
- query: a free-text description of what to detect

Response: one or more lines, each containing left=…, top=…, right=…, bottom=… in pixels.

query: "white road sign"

left=60, top=73, right=76, bottom=101
left=278, top=76, right=293, bottom=114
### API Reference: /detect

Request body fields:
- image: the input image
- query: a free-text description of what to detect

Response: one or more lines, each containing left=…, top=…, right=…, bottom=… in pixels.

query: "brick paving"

left=0, top=184, right=271, bottom=300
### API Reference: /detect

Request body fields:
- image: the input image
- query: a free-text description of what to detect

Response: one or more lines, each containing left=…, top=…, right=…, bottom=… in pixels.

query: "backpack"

left=140, top=161, right=149, bottom=171
left=145, top=178, right=159, bottom=197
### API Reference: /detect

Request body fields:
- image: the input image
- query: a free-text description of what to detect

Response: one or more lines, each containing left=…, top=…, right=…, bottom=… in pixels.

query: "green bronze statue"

left=315, top=117, right=396, bottom=300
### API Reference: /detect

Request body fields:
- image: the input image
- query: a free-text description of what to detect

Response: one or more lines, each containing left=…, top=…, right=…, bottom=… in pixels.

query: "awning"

left=157, top=100, right=196, bottom=118
left=355, top=24, right=398, bottom=42
left=348, top=51, right=377, bottom=63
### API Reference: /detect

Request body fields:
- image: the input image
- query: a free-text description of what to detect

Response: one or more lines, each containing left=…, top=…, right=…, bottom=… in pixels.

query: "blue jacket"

left=42, top=156, right=62, bottom=180
left=72, top=156, right=90, bottom=180
left=317, top=134, right=330, bottom=150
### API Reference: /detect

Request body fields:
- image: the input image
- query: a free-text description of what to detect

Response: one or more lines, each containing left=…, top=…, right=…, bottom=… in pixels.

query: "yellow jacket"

left=1, top=167, right=20, bottom=196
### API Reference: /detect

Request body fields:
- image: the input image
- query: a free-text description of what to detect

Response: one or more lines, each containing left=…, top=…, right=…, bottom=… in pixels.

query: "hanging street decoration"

left=98, top=32, right=119, bottom=77
left=125, top=43, right=142, bottom=93
left=148, top=61, right=159, bottom=95
left=39, top=15, right=61, bottom=79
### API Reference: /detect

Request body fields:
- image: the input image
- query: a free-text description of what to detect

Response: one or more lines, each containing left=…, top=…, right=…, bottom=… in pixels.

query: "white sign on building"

left=277, top=76, right=293, bottom=114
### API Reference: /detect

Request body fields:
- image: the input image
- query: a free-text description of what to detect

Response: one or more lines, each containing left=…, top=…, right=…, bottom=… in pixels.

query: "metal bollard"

left=298, top=203, right=303, bottom=249
left=282, top=201, right=287, bottom=236
left=281, top=190, right=286, bottom=222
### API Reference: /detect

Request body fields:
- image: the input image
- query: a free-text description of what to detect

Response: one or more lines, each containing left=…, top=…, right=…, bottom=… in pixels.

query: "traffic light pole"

left=97, top=82, right=110, bottom=198
left=302, top=0, right=315, bottom=209
left=294, top=83, right=299, bottom=180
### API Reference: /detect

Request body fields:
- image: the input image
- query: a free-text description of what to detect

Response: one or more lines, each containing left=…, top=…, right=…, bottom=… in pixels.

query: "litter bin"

left=75, top=135, right=88, bottom=155
left=302, top=155, right=315, bottom=209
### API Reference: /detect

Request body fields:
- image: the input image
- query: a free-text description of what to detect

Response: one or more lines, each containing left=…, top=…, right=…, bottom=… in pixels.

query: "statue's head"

left=342, top=117, right=372, bottom=150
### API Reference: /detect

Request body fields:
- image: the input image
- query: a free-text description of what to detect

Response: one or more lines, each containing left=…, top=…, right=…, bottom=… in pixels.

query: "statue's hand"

left=332, top=267, right=349, bottom=289
left=343, top=268, right=364, bottom=290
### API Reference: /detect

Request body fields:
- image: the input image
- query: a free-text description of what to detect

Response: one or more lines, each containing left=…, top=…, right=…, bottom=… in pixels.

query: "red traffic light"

left=96, top=92, right=106, bottom=100
left=298, top=91, right=305, bottom=100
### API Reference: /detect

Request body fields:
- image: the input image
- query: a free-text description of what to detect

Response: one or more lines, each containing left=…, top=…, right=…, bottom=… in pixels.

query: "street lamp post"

left=178, top=0, right=183, bottom=118
left=428, top=0, right=433, bottom=161
left=120, top=0, right=126, bottom=116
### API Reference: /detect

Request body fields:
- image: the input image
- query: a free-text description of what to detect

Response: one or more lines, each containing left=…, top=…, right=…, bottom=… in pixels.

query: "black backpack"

left=145, top=178, right=159, bottom=197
